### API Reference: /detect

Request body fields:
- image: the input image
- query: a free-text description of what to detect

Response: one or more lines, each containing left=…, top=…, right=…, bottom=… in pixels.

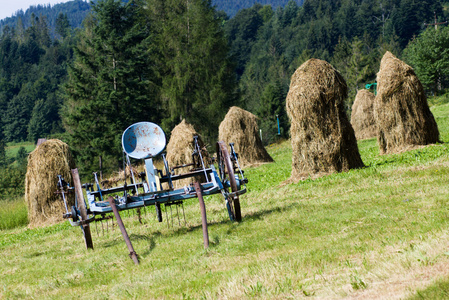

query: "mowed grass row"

left=1, top=104, right=449, bottom=299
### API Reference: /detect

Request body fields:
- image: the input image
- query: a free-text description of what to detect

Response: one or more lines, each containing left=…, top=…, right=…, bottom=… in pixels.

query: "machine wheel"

left=216, top=141, right=242, bottom=222
left=72, top=168, right=94, bottom=250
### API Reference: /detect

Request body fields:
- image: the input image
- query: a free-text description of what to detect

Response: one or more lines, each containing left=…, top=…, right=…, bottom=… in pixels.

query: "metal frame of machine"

left=57, top=122, right=248, bottom=263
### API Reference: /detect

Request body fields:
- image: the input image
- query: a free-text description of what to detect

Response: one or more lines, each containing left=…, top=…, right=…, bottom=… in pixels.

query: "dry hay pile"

left=218, top=106, right=273, bottom=168
left=375, top=51, right=439, bottom=154
left=351, top=89, right=377, bottom=140
left=286, top=58, right=364, bottom=181
left=25, top=139, right=76, bottom=228
left=166, top=120, right=210, bottom=188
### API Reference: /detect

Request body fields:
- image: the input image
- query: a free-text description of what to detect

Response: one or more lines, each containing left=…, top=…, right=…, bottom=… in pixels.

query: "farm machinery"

left=56, top=122, right=248, bottom=264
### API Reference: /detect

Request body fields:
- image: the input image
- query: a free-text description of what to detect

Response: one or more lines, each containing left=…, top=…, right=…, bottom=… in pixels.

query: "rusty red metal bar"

left=108, top=196, right=139, bottom=265
left=194, top=182, right=209, bottom=248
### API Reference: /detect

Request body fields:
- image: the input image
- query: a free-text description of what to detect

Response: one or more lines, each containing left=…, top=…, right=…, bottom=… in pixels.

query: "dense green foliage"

left=0, top=14, right=75, bottom=143
left=63, top=0, right=161, bottom=174
left=403, top=26, right=449, bottom=96
left=0, top=0, right=449, bottom=184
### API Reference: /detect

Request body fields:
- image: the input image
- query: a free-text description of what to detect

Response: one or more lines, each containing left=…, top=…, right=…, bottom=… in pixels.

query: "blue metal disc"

left=122, top=122, right=166, bottom=159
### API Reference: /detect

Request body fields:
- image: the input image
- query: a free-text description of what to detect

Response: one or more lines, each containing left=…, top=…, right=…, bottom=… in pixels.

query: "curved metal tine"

left=57, top=175, right=69, bottom=214
left=95, top=219, right=99, bottom=237
left=126, top=154, right=138, bottom=196
left=93, top=172, right=104, bottom=201
left=162, top=153, right=173, bottom=189
left=176, top=204, right=181, bottom=226
left=193, top=136, right=210, bottom=182
left=165, top=205, right=169, bottom=229
left=229, top=143, right=245, bottom=180
left=182, top=202, right=186, bottom=226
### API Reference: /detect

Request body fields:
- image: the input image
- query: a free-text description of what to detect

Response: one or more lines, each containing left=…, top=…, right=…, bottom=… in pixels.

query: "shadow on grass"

left=92, top=201, right=302, bottom=254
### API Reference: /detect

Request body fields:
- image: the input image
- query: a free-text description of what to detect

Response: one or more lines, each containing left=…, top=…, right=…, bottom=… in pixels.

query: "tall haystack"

left=286, top=58, right=364, bottom=181
left=25, top=139, right=76, bottom=228
left=351, top=89, right=377, bottom=140
left=218, top=106, right=273, bottom=168
left=375, top=52, right=439, bottom=154
left=165, top=120, right=210, bottom=188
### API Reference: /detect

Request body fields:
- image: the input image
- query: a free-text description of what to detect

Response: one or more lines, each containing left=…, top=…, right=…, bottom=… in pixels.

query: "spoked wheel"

left=216, top=141, right=242, bottom=222
left=71, top=168, right=94, bottom=250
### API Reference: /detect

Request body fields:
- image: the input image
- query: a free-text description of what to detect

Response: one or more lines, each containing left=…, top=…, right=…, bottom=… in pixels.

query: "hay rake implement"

left=56, top=122, right=248, bottom=264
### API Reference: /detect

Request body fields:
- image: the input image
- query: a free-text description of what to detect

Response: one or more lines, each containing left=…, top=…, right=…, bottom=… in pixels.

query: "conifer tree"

left=146, top=0, right=237, bottom=143
left=63, top=0, right=160, bottom=174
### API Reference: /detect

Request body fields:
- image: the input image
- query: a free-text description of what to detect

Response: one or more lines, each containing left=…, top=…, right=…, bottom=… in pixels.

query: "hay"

left=25, top=139, right=76, bottom=228
left=351, top=89, right=377, bottom=140
left=375, top=51, right=440, bottom=154
left=218, top=106, right=273, bottom=168
left=285, top=58, right=364, bottom=181
left=165, top=120, right=210, bottom=188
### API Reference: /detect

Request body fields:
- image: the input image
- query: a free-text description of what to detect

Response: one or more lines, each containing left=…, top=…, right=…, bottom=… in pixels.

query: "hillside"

left=1, top=101, right=449, bottom=298
left=0, top=0, right=301, bottom=32
left=0, top=0, right=90, bottom=36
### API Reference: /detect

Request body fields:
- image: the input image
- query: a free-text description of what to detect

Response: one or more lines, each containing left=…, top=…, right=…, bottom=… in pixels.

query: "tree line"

left=0, top=0, right=448, bottom=181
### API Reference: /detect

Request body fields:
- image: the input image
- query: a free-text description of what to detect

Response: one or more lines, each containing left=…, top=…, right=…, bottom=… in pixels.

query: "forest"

left=0, top=0, right=449, bottom=191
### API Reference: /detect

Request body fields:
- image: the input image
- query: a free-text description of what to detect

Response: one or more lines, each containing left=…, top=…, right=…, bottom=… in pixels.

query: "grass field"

left=1, top=104, right=449, bottom=299
left=6, top=142, right=35, bottom=158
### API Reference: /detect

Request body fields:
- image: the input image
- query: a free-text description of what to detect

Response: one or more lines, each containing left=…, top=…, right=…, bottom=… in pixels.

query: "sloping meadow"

left=1, top=104, right=449, bottom=299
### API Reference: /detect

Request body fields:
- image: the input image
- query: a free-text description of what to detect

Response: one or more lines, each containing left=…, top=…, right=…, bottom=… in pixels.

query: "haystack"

left=165, top=120, right=210, bottom=188
left=375, top=51, right=439, bottom=154
left=351, top=89, right=377, bottom=140
left=25, top=139, right=76, bottom=228
left=218, top=106, right=273, bottom=168
left=286, top=58, right=364, bottom=181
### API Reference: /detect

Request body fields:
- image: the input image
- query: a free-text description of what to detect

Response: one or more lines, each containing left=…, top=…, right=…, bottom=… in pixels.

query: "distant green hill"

left=0, top=0, right=90, bottom=36
left=0, top=0, right=302, bottom=34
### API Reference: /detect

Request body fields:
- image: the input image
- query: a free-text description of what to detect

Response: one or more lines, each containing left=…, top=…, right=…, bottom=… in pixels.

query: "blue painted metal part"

left=365, top=83, right=377, bottom=95
left=66, top=122, right=248, bottom=226
left=122, top=122, right=166, bottom=159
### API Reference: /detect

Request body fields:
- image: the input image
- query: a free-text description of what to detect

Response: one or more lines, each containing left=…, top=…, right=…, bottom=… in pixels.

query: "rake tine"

left=101, top=219, right=104, bottom=236
left=111, top=214, right=114, bottom=232
left=165, top=205, right=169, bottom=229
left=176, top=204, right=181, bottom=227
left=137, top=208, right=142, bottom=224
left=95, top=219, right=99, bottom=237
left=182, top=202, right=186, bottom=226
left=170, top=205, right=174, bottom=228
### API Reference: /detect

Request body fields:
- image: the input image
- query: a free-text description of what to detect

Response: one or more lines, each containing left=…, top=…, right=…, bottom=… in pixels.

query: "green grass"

left=1, top=105, right=449, bottom=298
left=0, top=198, right=28, bottom=230
left=410, top=278, right=449, bottom=299
left=6, top=141, right=35, bottom=158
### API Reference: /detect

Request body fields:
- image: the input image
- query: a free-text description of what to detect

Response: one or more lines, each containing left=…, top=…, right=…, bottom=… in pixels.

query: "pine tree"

left=146, top=0, right=237, bottom=143
left=63, top=0, right=160, bottom=175
left=403, top=26, right=449, bottom=95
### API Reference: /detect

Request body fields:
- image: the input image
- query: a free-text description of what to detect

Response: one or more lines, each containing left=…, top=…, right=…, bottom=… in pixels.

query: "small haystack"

left=218, top=106, right=273, bottom=168
left=351, top=89, right=377, bottom=140
left=25, top=139, right=76, bottom=228
left=286, top=58, right=364, bottom=181
left=165, top=120, right=210, bottom=188
left=375, top=52, right=439, bottom=154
